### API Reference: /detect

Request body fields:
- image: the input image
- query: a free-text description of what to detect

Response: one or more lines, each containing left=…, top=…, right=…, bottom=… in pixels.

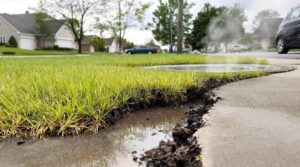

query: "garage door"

left=56, top=39, right=74, bottom=48
left=20, top=36, right=35, bottom=50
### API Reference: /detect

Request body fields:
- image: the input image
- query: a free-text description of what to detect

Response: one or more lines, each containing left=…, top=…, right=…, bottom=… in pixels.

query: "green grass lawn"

left=0, top=46, right=78, bottom=55
left=0, top=54, right=265, bottom=138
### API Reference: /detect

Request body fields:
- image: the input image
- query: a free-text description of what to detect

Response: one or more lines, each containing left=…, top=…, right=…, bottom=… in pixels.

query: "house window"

left=0, top=36, right=6, bottom=43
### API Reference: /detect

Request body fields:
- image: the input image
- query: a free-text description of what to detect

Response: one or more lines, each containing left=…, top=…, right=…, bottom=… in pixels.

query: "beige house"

left=0, top=13, right=76, bottom=50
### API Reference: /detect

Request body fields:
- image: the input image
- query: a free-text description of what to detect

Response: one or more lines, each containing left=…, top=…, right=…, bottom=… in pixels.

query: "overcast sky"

left=1, top=0, right=299, bottom=44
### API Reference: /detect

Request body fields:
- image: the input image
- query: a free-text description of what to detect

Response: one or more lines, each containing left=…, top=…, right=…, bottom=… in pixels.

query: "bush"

left=38, top=46, right=74, bottom=51
left=53, top=45, right=59, bottom=50
left=0, top=43, right=11, bottom=47
left=57, top=47, right=74, bottom=51
left=91, top=37, right=106, bottom=52
left=8, top=36, right=18, bottom=48
left=2, top=51, right=16, bottom=55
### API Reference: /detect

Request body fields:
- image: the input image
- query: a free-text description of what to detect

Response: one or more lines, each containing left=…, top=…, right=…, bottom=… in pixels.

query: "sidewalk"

left=196, top=59, right=300, bottom=167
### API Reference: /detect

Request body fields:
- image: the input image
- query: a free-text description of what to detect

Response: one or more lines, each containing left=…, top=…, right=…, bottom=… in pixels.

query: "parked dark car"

left=125, top=46, right=157, bottom=54
left=276, top=6, right=300, bottom=54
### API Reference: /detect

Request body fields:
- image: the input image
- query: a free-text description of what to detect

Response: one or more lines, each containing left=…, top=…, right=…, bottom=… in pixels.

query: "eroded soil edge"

left=136, top=78, right=242, bottom=167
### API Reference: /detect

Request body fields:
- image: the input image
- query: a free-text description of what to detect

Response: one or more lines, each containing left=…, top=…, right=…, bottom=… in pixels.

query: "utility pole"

left=177, top=0, right=183, bottom=54
left=169, top=8, right=173, bottom=53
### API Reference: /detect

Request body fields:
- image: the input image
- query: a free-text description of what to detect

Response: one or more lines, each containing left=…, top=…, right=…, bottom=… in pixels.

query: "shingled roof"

left=82, top=36, right=115, bottom=46
left=103, top=37, right=114, bottom=46
left=0, top=13, right=63, bottom=34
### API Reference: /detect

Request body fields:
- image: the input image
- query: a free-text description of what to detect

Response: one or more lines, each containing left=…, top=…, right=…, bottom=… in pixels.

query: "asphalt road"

left=207, top=51, right=300, bottom=59
left=196, top=58, right=300, bottom=167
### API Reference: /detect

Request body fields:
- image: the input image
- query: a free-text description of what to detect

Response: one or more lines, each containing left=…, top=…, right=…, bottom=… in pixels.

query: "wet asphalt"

left=196, top=57, right=300, bottom=167
left=207, top=51, right=300, bottom=59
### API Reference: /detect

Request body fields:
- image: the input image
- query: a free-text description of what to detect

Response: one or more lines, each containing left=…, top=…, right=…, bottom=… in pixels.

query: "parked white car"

left=229, top=45, right=241, bottom=53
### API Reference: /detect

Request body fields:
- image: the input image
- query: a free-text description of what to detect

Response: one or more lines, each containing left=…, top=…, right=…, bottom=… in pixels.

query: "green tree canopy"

left=189, top=3, right=225, bottom=50
left=210, top=4, right=247, bottom=49
left=91, top=37, right=106, bottom=52
left=150, top=0, right=193, bottom=51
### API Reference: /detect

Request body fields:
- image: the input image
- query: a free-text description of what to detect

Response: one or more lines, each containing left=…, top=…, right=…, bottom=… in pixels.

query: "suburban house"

left=81, top=35, right=97, bottom=53
left=81, top=36, right=120, bottom=53
left=104, top=37, right=120, bottom=53
left=252, top=18, right=283, bottom=50
left=0, top=13, right=76, bottom=50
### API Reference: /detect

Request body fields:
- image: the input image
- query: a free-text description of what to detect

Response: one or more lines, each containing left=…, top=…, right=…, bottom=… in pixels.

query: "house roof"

left=253, top=18, right=283, bottom=39
left=82, top=36, right=115, bottom=46
left=0, top=13, right=63, bottom=34
left=103, top=37, right=114, bottom=46
left=82, top=35, right=97, bottom=45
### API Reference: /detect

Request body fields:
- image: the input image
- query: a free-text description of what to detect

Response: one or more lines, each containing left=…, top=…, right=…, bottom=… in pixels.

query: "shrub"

left=91, top=37, right=106, bottom=52
left=57, top=47, right=74, bottom=51
left=53, top=45, right=59, bottom=50
left=2, top=51, right=16, bottom=55
left=8, top=36, right=18, bottom=48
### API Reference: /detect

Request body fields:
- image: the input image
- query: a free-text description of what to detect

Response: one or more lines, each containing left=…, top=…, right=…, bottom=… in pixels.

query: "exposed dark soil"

left=137, top=91, right=217, bottom=167
left=132, top=77, right=245, bottom=167
left=102, top=77, right=234, bottom=129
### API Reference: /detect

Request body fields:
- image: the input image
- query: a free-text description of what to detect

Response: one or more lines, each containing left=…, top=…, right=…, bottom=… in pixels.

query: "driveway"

left=196, top=58, right=300, bottom=167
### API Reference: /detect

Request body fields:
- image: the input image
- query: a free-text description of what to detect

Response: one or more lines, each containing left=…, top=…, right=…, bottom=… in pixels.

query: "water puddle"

left=146, top=64, right=293, bottom=73
left=0, top=106, right=188, bottom=167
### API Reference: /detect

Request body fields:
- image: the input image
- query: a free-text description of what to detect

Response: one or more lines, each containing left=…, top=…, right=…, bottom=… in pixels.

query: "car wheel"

left=127, top=52, right=132, bottom=55
left=148, top=51, right=153, bottom=54
left=277, top=38, right=289, bottom=54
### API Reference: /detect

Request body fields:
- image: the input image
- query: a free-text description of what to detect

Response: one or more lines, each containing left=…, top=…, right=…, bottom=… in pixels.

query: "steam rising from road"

left=206, top=14, right=244, bottom=52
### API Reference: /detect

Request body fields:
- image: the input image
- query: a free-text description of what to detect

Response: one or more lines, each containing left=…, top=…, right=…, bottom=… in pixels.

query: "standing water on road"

left=0, top=106, right=187, bottom=167
left=146, top=64, right=293, bottom=73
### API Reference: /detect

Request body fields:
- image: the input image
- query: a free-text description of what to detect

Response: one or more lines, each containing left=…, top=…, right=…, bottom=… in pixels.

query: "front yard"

left=0, top=54, right=265, bottom=139
left=0, top=46, right=78, bottom=55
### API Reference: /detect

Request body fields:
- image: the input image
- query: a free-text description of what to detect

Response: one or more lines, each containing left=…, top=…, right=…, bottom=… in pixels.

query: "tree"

left=124, top=40, right=135, bottom=49
left=8, top=36, right=18, bottom=48
left=146, top=39, right=156, bottom=46
left=207, top=4, right=247, bottom=51
left=189, top=3, right=225, bottom=50
left=96, top=0, right=150, bottom=54
left=150, top=0, right=193, bottom=52
left=253, top=9, right=280, bottom=30
left=47, top=0, right=103, bottom=54
left=33, top=0, right=53, bottom=49
left=91, top=37, right=106, bottom=52
left=177, top=0, right=184, bottom=54
left=239, top=33, right=253, bottom=47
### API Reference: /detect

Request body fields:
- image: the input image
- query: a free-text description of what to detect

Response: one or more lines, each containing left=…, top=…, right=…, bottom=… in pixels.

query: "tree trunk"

left=78, top=40, right=82, bottom=54
left=169, top=11, right=173, bottom=53
left=118, top=1, right=122, bottom=55
left=177, top=0, right=184, bottom=54
left=118, top=39, right=123, bottom=54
